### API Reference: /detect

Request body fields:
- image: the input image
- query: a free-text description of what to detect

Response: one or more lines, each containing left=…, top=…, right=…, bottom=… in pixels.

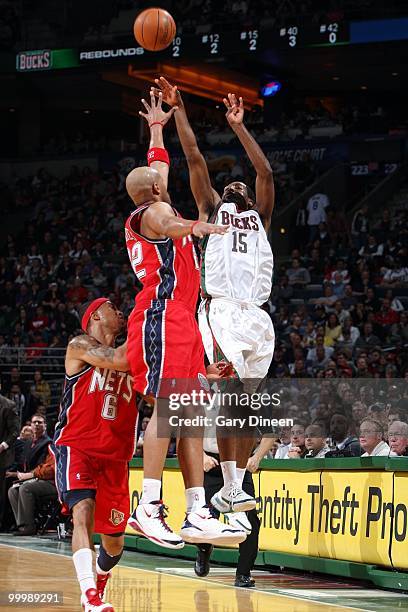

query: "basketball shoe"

left=180, top=505, right=246, bottom=546
left=81, top=588, right=114, bottom=611
left=96, top=572, right=111, bottom=601
left=127, top=501, right=184, bottom=549
left=225, top=511, right=252, bottom=534
left=211, top=483, right=256, bottom=513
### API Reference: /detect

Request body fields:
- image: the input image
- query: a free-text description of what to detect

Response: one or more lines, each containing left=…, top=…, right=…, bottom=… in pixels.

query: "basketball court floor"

left=1, top=536, right=407, bottom=611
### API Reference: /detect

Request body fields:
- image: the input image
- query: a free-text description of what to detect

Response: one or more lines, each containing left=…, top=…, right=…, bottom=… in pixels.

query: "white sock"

left=185, top=487, right=206, bottom=512
left=236, top=468, right=246, bottom=486
left=73, top=548, right=96, bottom=596
left=220, top=461, right=238, bottom=488
left=140, top=478, right=161, bottom=504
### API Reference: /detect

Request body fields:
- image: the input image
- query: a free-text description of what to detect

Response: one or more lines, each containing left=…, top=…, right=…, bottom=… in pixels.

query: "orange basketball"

left=134, top=8, right=176, bottom=52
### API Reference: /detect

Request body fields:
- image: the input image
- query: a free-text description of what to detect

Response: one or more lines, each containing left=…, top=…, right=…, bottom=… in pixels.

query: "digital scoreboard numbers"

left=278, top=22, right=349, bottom=48
left=169, top=29, right=259, bottom=59
left=312, top=21, right=349, bottom=46
left=279, top=26, right=299, bottom=48
left=239, top=30, right=259, bottom=52
left=171, top=36, right=182, bottom=58
left=201, top=33, right=221, bottom=55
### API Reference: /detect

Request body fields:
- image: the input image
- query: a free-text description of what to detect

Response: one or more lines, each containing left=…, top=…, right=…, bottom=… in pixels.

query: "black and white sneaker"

left=180, top=505, right=246, bottom=546
left=211, top=483, right=256, bottom=513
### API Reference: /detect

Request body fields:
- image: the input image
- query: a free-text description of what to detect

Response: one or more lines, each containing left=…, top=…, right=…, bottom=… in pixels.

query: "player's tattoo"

left=69, top=335, right=114, bottom=362
left=87, top=345, right=115, bottom=363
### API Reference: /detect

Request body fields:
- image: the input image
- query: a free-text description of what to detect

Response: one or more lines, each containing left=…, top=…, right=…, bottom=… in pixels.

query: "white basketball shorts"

left=198, top=297, right=275, bottom=380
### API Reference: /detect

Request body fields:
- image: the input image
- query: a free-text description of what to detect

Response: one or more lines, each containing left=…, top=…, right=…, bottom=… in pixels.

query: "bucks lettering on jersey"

left=201, top=201, right=273, bottom=304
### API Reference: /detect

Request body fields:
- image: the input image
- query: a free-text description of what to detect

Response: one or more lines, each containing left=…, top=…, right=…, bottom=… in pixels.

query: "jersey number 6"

left=101, top=394, right=118, bottom=420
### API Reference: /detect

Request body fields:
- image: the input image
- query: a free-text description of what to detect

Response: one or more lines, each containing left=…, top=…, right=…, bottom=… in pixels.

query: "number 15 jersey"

left=201, top=201, right=273, bottom=305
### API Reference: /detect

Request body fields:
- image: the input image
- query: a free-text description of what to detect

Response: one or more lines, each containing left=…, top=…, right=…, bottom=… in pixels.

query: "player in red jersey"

left=125, top=92, right=246, bottom=549
left=52, top=297, right=134, bottom=612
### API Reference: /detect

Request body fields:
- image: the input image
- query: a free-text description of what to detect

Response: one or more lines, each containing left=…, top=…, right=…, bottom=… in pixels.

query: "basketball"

left=134, top=8, right=176, bottom=52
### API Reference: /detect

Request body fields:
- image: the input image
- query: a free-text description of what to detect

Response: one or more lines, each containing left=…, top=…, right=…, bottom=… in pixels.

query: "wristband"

left=147, top=147, right=170, bottom=167
left=149, top=121, right=164, bottom=128
left=190, top=221, right=200, bottom=235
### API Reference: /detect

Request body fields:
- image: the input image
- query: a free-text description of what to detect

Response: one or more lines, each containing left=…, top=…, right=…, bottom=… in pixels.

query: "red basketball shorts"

left=127, top=299, right=206, bottom=397
left=53, top=445, right=129, bottom=534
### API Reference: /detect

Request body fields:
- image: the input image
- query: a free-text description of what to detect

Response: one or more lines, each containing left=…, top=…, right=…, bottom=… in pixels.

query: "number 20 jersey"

left=53, top=365, right=137, bottom=461
left=201, top=201, right=273, bottom=305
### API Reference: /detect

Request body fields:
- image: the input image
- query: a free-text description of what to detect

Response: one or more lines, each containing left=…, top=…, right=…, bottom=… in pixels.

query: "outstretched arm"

left=152, top=77, right=220, bottom=221
left=224, top=94, right=275, bottom=230
left=142, top=201, right=229, bottom=240
left=139, top=91, right=178, bottom=189
left=67, top=336, right=129, bottom=374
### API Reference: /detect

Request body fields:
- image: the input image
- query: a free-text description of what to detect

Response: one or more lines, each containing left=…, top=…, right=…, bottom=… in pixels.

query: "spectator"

left=327, top=413, right=361, bottom=456
left=358, top=235, right=384, bottom=259
left=374, top=298, right=399, bottom=329
left=286, top=258, right=311, bottom=288
left=8, top=448, right=57, bottom=536
left=1, top=367, right=27, bottom=395
left=359, top=420, right=390, bottom=456
left=304, top=424, right=330, bottom=458
left=324, top=314, right=342, bottom=347
left=66, top=277, right=88, bottom=304
left=21, top=414, right=50, bottom=472
left=388, top=421, right=408, bottom=457
left=286, top=423, right=307, bottom=459
left=326, top=259, right=350, bottom=285
left=351, top=204, right=369, bottom=248
left=312, top=285, right=337, bottom=310
left=352, top=401, right=367, bottom=425
left=30, top=371, right=51, bottom=410
left=272, top=275, right=293, bottom=305
left=274, top=425, right=291, bottom=459
left=306, top=193, right=329, bottom=242
left=354, top=323, right=381, bottom=351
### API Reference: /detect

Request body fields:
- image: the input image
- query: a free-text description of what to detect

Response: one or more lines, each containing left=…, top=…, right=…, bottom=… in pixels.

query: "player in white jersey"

left=152, top=79, right=275, bottom=515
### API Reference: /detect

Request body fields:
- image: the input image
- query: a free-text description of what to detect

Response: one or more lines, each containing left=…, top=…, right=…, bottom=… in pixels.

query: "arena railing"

left=0, top=347, right=65, bottom=425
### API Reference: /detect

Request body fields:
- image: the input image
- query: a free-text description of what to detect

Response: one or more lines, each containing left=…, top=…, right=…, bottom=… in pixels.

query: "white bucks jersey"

left=201, top=201, right=273, bottom=304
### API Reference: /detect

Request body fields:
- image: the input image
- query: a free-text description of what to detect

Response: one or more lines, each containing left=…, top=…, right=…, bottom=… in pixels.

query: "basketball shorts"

left=127, top=299, right=206, bottom=398
left=198, top=297, right=275, bottom=380
left=52, top=445, right=129, bottom=534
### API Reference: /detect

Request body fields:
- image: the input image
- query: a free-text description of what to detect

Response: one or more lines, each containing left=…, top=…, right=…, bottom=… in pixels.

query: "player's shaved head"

left=126, top=166, right=163, bottom=205
left=126, top=165, right=172, bottom=207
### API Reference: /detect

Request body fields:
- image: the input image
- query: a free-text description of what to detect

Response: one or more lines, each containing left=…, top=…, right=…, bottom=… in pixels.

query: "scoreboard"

left=15, top=17, right=408, bottom=72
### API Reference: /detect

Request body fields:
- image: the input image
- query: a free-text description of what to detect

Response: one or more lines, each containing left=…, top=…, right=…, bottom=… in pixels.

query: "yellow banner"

left=390, top=472, right=408, bottom=570
left=128, top=465, right=407, bottom=569
left=257, top=470, right=320, bottom=557
left=319, top=470, right=393, bottom=565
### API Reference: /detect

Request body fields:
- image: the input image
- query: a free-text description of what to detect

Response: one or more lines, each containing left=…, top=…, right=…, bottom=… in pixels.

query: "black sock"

left=97, top=544, right=123, bottom=573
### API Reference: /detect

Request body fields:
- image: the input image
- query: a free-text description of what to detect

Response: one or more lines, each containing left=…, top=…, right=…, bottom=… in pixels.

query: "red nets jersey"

left=125, top=204, right=200, bottom=312
left=53, top=365, right=137, bottom=461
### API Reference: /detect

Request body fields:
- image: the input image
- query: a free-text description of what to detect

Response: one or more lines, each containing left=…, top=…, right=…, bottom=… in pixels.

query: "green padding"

left=129, top=457, right=408, bottom=472
left=264, top=551, right=375, bottom=579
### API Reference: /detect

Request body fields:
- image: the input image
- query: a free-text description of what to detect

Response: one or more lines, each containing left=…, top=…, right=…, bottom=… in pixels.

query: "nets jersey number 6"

left=128, top=241, right=146, bottom=280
